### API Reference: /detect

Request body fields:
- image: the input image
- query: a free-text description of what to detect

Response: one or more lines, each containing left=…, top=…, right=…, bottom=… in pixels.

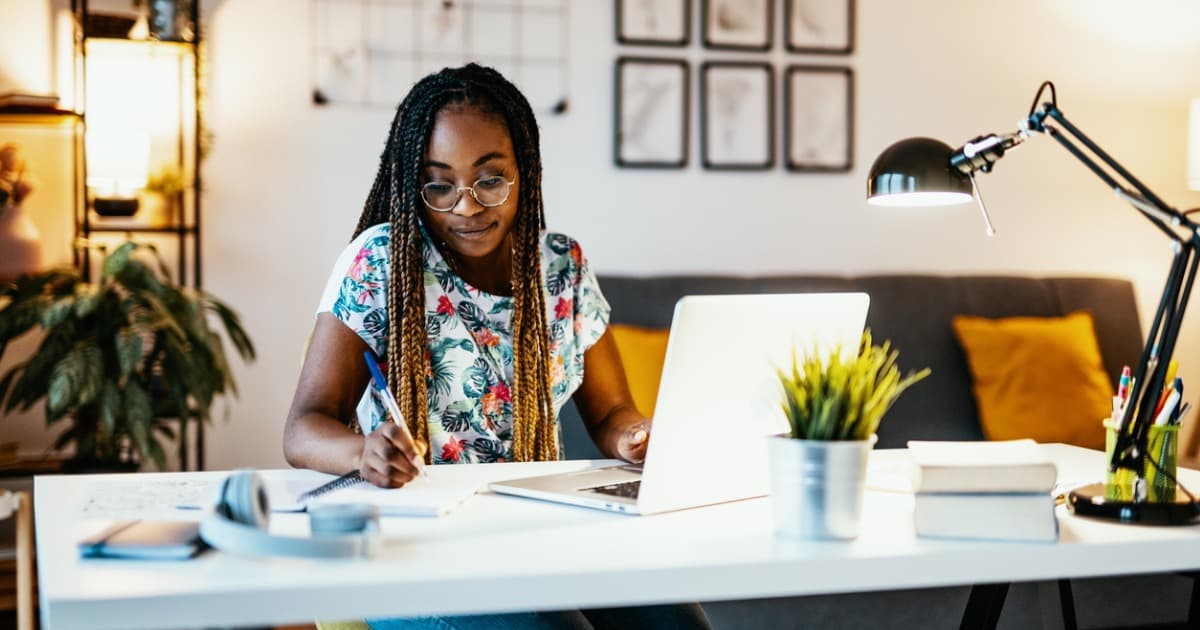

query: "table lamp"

left=85, top=126, right=148, bottom=216
left=867, top=81, right=1200, bottom=525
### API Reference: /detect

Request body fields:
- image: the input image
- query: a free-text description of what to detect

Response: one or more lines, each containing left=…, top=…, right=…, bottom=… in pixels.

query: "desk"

left=34, top=445, right=1200, bottom=630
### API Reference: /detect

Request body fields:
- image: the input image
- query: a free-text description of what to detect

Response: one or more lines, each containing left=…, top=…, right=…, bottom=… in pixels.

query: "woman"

left=284, top=64, right=709, bottom=629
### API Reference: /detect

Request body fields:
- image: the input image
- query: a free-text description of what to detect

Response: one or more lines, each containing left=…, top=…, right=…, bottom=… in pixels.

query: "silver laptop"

left=489, top=292, right=870, bottom=515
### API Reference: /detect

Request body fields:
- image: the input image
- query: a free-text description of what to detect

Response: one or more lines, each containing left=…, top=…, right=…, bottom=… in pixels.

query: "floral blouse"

left=316, top=222, right=610, bottom=464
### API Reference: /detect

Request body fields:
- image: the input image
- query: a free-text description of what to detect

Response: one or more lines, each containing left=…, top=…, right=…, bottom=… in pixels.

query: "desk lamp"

left=867, top=82, right=1200, bottom=524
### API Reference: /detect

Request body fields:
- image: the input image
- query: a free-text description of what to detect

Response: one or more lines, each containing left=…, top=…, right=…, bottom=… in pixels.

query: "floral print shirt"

left=315, top=222, right=610, bottom=463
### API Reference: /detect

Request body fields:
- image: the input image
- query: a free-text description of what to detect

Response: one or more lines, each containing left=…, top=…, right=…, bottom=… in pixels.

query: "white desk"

left=34, top=445, right=1200, bottom=629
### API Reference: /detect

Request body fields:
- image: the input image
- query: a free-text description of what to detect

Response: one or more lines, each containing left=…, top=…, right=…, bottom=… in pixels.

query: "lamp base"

left=1066, top=482, right=1199, bottom=525
left=93, top=197, right=140, bottom=217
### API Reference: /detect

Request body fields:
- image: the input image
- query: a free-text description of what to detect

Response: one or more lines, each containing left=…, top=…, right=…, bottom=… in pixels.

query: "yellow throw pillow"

left=951, top=311, right=1112, bottom=450
left=610, top=324, right=670, bottom=417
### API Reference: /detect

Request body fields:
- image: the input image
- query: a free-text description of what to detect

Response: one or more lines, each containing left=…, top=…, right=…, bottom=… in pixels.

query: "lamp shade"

left=1190, top=97, right=1200, bottom=191
left=866, top=137, right=973, bottom=207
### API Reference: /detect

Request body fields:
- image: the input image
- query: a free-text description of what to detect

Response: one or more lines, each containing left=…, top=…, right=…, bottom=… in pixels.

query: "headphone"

left=199, top=469, right=380, bottom=559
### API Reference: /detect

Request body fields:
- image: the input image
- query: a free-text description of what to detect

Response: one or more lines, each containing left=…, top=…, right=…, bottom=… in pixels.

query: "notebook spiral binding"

left=297, top=470, right=365, bottom=504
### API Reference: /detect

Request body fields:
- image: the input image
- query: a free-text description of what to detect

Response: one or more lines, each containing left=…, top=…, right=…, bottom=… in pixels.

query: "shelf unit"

left=70, top=1, right=207, bottom=470
left=0, top=110, right=85, bottom=266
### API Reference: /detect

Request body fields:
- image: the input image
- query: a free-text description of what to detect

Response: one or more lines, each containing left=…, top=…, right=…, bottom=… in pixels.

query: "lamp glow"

left=867, top=192, right=973, bottom=207
left=1189, top=97, right=1200, bottom=191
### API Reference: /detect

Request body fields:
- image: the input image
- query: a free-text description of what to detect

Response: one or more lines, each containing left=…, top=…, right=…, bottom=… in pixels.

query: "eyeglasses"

left=420, top=176, right=516, bottom=212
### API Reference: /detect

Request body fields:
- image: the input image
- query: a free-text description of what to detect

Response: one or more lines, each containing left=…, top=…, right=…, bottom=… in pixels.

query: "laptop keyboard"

left=586, top=480, right=641, bottom=499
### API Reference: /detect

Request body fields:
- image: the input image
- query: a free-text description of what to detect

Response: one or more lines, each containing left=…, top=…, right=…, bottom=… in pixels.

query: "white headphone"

left=199, top=469, right=380, bottom=559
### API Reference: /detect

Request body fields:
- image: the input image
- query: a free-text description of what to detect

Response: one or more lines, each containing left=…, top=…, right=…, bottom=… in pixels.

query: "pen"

left=1173, top=401, right=1192, bottom=426
left=1117, top=366, right=1130, bottom=402
left=1153, top=383, right=1181, bottom=426
left=1163, top=360, right=1179, bottom=392
left=363, top=351, right=426, bottom=475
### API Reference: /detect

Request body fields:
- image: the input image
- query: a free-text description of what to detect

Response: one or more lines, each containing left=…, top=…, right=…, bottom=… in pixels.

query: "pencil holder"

left=1102, top=419, right=1179, bottom=502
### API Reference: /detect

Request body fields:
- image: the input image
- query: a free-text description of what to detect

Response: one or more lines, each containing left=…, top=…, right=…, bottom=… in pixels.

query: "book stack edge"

left=908, top=439, right=1059, bottom=542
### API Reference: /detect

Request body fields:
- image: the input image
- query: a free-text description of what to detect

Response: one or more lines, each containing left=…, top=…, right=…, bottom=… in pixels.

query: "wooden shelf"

left=87, top=225, right=197, bottom=235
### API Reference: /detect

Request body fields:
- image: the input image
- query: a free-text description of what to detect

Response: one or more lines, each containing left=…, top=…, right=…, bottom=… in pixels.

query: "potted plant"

left=0, top=241, right=254, bottom=471
left=770, top=331, right=929, bottom=539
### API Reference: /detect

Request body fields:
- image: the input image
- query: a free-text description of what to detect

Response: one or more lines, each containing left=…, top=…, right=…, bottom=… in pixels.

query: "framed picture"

left=616, top=0, right=690, bottom=47
left=785, top=0, right=854, bottom=54
left=784, top=65, right=853, bottom=172
left=702, top=0, right=773, bottom=52
left=615, top=57, right=689, bottom=169
left=701, top=62, right=774, bottom=170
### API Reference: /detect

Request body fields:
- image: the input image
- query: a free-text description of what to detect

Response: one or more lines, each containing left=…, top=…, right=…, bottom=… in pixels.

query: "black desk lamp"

left=867, top=82, right=1200, bottom=524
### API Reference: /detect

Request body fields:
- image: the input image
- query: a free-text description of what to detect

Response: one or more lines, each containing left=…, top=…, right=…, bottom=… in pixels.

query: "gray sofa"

left=558, top=274, right=1193, bottom=629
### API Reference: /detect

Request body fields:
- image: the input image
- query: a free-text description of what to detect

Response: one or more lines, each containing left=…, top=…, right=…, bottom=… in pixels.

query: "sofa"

left=557, top=274, right=1194, bottom=629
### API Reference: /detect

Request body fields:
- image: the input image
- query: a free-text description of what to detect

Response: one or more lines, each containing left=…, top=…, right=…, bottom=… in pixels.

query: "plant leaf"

left=48, top=345, right=86, bottom=413
left=73, top=284, right=102, bottom=318
left=99, top=381, right=121, bottom=439
left=116, top=327, right=144, bottom=379
left=40, top=295, right=75, bottom=329
left=123, top=380, right=154, bottom=463
left=100, top=242, right=137, bottom=281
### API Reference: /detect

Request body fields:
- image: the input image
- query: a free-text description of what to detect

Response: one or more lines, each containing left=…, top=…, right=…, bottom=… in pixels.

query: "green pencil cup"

left=1103, top=419, right=1179, bottom=502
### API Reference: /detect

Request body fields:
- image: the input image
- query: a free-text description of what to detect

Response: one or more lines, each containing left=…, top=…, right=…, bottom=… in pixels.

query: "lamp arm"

left=1026, top=104, right=1200, bottom=481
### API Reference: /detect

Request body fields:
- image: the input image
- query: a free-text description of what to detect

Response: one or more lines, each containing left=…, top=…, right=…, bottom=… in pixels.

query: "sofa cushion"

left=609, top=324, right=670, bottom=418
left=952, top=311, right=1112, bottom=449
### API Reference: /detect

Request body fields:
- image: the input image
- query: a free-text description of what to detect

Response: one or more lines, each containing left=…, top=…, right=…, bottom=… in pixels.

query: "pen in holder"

left=1102, top=419, right=1179, bottom=502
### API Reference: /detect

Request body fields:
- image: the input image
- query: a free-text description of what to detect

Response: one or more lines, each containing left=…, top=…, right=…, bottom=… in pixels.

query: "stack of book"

left=908, top=439, right=1059, bottom=542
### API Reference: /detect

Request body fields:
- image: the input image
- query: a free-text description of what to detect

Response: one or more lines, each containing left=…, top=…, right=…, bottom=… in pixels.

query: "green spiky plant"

left=0, top=242, right=255, bottom=469
left=778, top=331, right=930, bottom=441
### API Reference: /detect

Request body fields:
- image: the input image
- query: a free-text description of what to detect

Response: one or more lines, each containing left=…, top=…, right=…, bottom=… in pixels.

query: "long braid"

left=352, top=64, right=558, bottom=463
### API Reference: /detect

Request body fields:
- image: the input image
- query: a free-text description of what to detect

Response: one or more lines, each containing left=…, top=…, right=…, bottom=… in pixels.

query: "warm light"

left=1189, top=97, right=1200, bottom=191
left=867, top=192, right=973, bottom=207
left=86, top=127, right=148, bottom=198
left=84, top=39, right=190, bottom=199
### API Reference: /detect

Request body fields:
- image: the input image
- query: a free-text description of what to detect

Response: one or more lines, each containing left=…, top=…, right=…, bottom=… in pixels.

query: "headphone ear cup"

left=200, top=470, right=379, bottom=559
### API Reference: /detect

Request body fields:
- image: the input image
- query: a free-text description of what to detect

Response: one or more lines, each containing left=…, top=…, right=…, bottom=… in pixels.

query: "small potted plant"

left=770, top=331, right=929, bottom=539
left=0, top=241, right=254, bottom=471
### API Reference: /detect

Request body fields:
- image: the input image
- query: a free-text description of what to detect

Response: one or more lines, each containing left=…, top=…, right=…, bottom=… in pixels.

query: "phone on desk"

left=78, top=520, right=206, bottom=560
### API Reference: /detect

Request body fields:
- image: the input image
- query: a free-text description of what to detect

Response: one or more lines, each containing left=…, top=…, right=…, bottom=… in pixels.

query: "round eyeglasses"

left=420, top=176, right=516, bottom=213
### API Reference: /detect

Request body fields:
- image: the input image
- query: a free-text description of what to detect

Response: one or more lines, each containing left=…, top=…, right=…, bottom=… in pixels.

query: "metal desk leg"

left=960, top=583, right=1010, bottom=630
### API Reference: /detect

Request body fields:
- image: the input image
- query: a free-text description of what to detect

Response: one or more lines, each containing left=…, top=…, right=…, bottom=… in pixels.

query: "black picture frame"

left=615, top=0, right=691, bottom=47
left=700, top=61, right=774, bottom=171
left=784, top=65, right=853, bottom=172
left=702, top=0, right=773, bottom=52
left=785, top=0, right=855, bottom=54
left=614, top=57, right=690, bottom=169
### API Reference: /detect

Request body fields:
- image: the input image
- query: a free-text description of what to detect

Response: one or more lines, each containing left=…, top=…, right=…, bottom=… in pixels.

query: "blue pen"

left=363, top=351, right=425, bottom=474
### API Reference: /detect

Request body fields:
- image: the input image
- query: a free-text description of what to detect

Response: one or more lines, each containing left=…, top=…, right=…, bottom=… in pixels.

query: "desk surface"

left=35, top=445, right=1200, bottom=630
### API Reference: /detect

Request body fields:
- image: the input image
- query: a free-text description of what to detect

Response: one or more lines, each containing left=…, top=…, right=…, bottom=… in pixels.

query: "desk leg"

left=960, top=583, right=1009, bottom=630
left=1189, top=571, right=1199, bottom=627
left=1036, top=580, right=1078, bottom=630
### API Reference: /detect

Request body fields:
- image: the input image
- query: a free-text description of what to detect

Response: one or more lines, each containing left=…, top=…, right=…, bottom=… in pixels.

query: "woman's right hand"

left=359, top=422, right=427, bottom=488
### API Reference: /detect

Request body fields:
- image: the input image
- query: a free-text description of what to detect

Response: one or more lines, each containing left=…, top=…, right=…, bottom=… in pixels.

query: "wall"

left=4, top=1, right=1200, bottom=469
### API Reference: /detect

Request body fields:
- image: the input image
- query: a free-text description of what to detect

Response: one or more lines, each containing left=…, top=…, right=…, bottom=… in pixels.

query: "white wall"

left=5, top=1, right=1200, bottom=469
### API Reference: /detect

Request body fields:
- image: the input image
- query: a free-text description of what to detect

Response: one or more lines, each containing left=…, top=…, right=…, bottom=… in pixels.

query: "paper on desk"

left=80, top=479, right=217, bottom=518
left=168, top=472, right=479, bottom=517
left=304, top=475, right=478, bottom=517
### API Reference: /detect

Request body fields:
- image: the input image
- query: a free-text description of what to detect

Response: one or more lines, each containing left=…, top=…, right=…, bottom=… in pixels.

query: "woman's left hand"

left=615, top=421, right=650, bottom=464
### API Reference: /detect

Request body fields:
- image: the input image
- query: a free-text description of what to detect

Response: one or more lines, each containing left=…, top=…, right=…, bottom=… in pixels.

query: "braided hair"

left=352, top=64, right=557, bottom=462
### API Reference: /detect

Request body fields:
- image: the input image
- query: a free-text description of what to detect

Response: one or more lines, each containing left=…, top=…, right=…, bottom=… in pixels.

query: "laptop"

left=488, top=292, right=870, bottom=515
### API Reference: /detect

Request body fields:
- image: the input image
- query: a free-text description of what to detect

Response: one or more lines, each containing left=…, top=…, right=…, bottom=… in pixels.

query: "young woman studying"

left=283, top=64, right=710, bottom=629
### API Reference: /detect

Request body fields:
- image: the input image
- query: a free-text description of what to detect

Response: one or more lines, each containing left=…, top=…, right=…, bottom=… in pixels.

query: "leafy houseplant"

left=0, top=242, right=255, bottom=470
left=768, top=331, right=929, bottom=540
left=777, top=330, right=931, bottom=441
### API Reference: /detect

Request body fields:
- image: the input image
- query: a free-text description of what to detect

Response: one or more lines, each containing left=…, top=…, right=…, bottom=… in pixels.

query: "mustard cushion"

left=951, top=311, right=1112, bottom=450
left=610, top=324, right=670, bottom=417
